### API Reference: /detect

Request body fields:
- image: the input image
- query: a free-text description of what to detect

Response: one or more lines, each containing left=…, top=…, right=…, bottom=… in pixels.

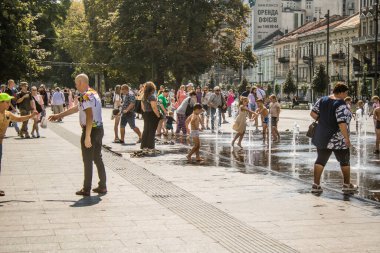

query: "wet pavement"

left=111, top=130, right=380, bottom=203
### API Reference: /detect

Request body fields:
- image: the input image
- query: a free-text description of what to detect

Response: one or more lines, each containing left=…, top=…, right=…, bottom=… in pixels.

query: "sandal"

left=75, top=189, right=90, bottom=196
left=311, top=184, right=323, bottom=194
left=0, top=190, right=5, bottom=197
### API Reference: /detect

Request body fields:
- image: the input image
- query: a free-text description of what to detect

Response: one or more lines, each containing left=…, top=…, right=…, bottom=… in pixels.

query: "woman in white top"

left=113, top=85, right=122, bottom=142
left=30, top=86, right=44, bottom=138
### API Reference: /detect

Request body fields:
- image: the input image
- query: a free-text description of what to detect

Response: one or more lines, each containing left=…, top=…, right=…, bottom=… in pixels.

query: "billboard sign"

left=254, top=0, right=281, bottom=44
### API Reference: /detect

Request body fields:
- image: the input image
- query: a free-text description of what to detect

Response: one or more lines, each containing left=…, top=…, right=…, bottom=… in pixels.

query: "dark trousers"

left=81, top=127, right=106, bottom=191
left=141, top=111, right=160, bottom=149
left=20, top=109, right=30, bottom=133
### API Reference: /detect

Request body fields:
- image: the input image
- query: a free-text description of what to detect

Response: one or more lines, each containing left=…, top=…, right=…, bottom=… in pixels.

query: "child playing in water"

left=186, top=104, right=204, bottom=162
left=355, top=100, right=364, bottom=133
left=253, top=99, right=269, bottom=143
left=232, top=97, right=255, bottom=148
left=166, top=111, right=175, bottom=136
left=374, top=106, right=380, bottom=154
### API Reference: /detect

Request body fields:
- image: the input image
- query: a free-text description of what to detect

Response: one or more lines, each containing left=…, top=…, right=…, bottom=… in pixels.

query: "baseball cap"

left=0, top=93, right=14, bottom=102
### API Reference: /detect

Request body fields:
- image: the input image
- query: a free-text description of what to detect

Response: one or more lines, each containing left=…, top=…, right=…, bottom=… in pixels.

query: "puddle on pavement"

left=171, top=132, right=380, bottom=202
left=105, top=130, right=380, bottom=203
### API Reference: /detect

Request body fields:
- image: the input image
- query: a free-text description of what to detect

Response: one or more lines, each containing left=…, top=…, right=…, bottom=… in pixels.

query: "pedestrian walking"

left=119, top=84, right=142, bottom=144
left=112, top=85, right=122, bottom=143
left=49, top=74, right=107, bottom=196
left=232, top=97, right=255, bottom=149
left=310, top=83, right=357, bottom=194
left=51, top=87, right=65, bottom=122
left=157, top=89, right=169, bottom=136
left=0, top=93, right=37, bottom=196
left=16, top=82, right=32, bottom=138
left=201, top=86, right=211, bottom=130
left=186, top=104, right=204, bottom=162
left=140, top=82, right=161, bottom=150
left=30, top=86, right=44, bottom=138
left=227, top=89, right=235, bottom=117
left=208, top=86, right=226, bottom=133
left=175, top=85, right=187, bottom=109
left=176, top=91, right=197, bottom=136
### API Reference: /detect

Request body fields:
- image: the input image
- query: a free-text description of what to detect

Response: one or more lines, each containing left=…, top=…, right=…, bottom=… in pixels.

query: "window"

left=306, top=0, right=312, bottom=9
left=306, top=16, right=312, bottom=22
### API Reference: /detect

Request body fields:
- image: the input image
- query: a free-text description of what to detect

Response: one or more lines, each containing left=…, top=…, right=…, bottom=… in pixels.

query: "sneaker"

left=311, top=184, right=323, bottom=193
left=342, top=183, right=358, bottom=193
left=76, top=189, right=90, bottom=196
left=92, top=187, right=107, bottom=194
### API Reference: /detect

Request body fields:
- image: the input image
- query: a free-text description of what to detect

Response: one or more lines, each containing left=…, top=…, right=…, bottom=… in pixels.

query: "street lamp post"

left=375, top=0, right=379, bottom=95
left=326, top=10, right=330, bottom=95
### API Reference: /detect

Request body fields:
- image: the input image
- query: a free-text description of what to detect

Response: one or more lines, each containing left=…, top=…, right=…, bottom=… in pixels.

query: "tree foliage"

left=312, top=63, right=329, bottom=94
left=112, top=0, right=254, bottom=87
left=283, top=70, right=297, bottom=97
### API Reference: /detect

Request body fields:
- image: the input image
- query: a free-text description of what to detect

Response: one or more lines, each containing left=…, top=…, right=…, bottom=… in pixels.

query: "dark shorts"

left=271, top=117, right=278, bottom=127
left=315, top=148, right=350, bottom=167
left=166, top=124, right=173, bottom=130
left=377, top=120, right=380, bottom=130
left=120, top=112, right=136, bottom=129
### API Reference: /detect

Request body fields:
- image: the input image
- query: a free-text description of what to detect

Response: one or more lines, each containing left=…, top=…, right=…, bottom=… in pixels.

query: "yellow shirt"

left=0, top=111, right=11, bottom=143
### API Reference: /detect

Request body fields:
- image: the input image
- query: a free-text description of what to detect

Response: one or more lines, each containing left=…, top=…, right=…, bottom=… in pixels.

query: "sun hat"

left=0, top=93, right=14, bottom=102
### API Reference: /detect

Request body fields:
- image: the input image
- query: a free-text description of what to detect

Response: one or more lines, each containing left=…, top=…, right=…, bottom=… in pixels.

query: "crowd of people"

left=1, top=75, right=380, bottom=197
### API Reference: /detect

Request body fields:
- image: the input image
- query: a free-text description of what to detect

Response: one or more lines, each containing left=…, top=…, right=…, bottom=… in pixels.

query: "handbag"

left=135, top=100, right=142, bottom=114
left=185, top=99, right=193, bottom=117
left=306, top=120, right=318, bottom=138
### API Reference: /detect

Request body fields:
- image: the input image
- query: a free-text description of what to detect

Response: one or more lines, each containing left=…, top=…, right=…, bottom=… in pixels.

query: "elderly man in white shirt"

left=51, top=87, right=65, bottom=120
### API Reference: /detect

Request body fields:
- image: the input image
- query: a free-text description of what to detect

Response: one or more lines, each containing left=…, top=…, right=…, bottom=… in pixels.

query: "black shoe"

left=76, top=189, right=90, bottom=196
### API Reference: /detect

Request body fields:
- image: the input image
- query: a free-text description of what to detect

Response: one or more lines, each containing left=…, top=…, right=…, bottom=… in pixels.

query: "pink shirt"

left=177, top=90, right=187, bottom=105
left=227, top=93, right=235, bottom=106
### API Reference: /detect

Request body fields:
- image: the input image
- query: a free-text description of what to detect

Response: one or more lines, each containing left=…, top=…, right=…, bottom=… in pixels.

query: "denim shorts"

left=120, top=112, right=136, bottom=129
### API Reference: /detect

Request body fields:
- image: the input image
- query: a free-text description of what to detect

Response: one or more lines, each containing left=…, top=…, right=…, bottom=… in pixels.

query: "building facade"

left=274, top=13, right=359, bottom=99
left=352, top=0, right=380, bottom=97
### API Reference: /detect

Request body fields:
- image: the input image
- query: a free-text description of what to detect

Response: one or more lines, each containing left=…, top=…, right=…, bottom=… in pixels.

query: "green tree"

left=0, top=1, right=47, bottom=81
left=112, top=0, right=254, bottom=87
left=312, top=63, right=329, bottom=95
left=283, top=70, right=297, bottom=97
left=238, top=77, right=248, bottom=94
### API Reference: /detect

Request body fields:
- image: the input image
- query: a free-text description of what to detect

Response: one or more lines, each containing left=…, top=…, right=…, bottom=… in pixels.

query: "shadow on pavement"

left=70, top=196, right=102, bottom=207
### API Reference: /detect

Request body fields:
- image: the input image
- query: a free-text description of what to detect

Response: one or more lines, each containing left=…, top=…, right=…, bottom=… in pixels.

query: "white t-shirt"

left=113, top=93, right=121, bottom=109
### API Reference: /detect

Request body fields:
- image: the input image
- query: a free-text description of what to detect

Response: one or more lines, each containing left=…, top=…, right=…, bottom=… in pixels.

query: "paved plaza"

left=1, top=108, right=380, bottom=253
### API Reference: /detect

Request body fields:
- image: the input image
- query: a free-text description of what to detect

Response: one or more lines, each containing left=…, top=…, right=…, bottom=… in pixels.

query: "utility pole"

left=296, top=47, right=299, bottom=96
left=347, top=43, right=350, bottom=87
left=326, top=10, right=330, bottom=95
left=375, top=0, right=379, bottom=95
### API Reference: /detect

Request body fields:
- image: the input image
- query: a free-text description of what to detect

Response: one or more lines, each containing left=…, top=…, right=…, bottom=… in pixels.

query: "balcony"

left=332, top=52, right=346, bottom=62
left=303, top=56, right=312, bottom=64
left=278, top=57, right=290, bottom=64
left=352, top=35, right=376, bottom=46
left=331, top=75, right=345, bottom=82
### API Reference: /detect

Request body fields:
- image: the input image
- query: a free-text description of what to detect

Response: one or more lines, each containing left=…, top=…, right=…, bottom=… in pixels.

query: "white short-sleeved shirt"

left=78, top=88, right=103, bottom=128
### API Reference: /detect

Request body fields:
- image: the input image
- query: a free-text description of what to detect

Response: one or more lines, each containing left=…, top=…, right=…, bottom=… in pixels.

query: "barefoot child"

left=374, top=106, right=380, bottom=154
left=232, top=97, right=255, bottom=148
left=253, top=99, right=269, bottom=143
left=186, top=104, right=204, bottom=162
left=166, top=111, right=175, bottom=136
left=0, top=93, right=37, bottom=196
